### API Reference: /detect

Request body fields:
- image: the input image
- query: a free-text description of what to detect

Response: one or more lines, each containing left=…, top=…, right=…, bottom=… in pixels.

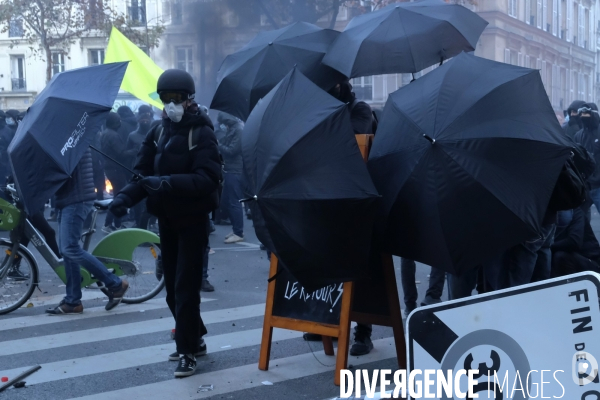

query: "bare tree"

left=0, top=0, right=165, bottom=83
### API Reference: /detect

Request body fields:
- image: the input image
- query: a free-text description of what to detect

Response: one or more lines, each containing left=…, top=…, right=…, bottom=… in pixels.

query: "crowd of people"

left=6, top=68, right=600, bottom=378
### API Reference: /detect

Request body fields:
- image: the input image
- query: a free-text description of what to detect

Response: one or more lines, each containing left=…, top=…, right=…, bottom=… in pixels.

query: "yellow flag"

left=104, top=26, right=163, bottom=109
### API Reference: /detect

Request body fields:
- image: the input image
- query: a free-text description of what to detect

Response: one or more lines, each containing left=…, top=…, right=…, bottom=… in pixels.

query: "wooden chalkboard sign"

left=272, top=267, right=344, bottom=326
left=258, top=134, right=406, bottom=385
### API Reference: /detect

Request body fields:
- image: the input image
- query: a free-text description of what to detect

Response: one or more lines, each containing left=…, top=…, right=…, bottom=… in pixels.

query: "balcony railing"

left=11, top=78, right=26, bottom=91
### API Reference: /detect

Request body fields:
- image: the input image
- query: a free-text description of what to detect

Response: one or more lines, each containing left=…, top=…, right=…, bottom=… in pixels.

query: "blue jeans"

left=221, top=172, right=244, bottom=237
left=585, top=188, right=600, bottom=221
left=58, top=201, right=121, bottom=306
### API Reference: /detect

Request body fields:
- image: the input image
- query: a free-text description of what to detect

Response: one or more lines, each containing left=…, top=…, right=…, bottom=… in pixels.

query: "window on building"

left=171, top=0, right=183, bottom=25
left=10, top=55, right=26, bottom=91
left=89, top=49, right=105, bottom=66
left=8, top=17, right=23, bottom=37
left=351, top=76, right=373, bottom=101
left=129, top=0, right=147, bottom=24
left=526, top=0, right=531, bottom=24
left=176, top=47, right=193, bottom=73
left=578, top=4, right=584, bottom=46
left=508, top=0, right=517, bottom=18
left=536, top=0, right=542, bottom=28
left=552, top=0, right=558, bottom=36
left=52, top=52, right=65, bottom=76
left=565, top=0, right=572, bottom=41
left=542, top=0, right=548, bottom=31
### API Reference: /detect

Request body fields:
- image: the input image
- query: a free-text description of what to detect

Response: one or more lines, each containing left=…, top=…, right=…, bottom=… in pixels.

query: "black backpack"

left=151, top=125, right=222, bottom=211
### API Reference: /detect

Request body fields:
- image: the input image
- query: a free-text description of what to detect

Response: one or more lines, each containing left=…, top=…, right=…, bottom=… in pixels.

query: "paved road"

left=1, top=207, right=599, bottom=399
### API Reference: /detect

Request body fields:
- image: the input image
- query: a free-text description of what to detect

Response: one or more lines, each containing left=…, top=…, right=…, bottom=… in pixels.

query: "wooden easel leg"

left=381, top=253, right=407, bottom=369
left=258, top=255, right=279, bottom=371
left=322, top=336, right=334, bottom=356
left=334, top=281, right=354, bottom=386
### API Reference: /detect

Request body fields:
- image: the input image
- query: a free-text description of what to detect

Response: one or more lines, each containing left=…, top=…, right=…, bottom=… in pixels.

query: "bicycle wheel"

left=121, top=242, right=164, bottom=304
left=0, top=240, right=39, bottom=315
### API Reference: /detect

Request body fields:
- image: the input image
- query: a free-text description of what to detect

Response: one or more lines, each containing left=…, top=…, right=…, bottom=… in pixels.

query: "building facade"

left=0, top=0, right=597, bottom=114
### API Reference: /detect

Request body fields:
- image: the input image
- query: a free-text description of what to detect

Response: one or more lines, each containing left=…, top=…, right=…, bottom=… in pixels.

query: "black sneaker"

left=169, top=338, right=207, bottom=361
left=201, top=280, right=214, bottom=292
left=105, top=280, right=129, bottom=311
left=349, top=328, right=373, bottom=356
left=7, top=267, right=29, bottom=281
left=174, top=354, right=196, bottom=377
left=404, top=303, right=417, bottom=319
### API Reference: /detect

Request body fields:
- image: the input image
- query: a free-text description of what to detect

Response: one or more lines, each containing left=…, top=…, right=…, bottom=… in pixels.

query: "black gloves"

left=140, top=176, right=172, bottom=193
left=109, top=196, right=129, bottom=218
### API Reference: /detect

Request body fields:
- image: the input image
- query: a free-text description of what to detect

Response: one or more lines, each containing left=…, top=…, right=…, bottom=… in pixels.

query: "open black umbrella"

left=210, top=21, right=344, bottom=122
left=8, top=62, right=128, bottom=214
left=367, top=52, right=572, bottom=274
left=243, top=68, right=379, bottom=290
left=322, top=0, right=488, bottom=78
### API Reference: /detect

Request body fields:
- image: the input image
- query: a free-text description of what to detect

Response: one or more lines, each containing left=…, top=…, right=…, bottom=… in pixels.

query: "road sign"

left=407, top=272, right=600, bottom=400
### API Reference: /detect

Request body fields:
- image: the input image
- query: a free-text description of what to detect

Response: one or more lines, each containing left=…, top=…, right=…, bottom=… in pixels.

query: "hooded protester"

left=328, top=80, right=375, bottom=135
left=5, top=109, right=20, bottom=132
left=100, top=112, right=129, bottom=232
left=218, top=112, right=245, bottom=244
left=109, top=69, right=222, bottom=378
left=126, top=105, right=155, bottom=167
left=574, top=102, right=600, bottom=219
left=564, top=100, right=586, bottom=139
left=125, top=105, right=156, bottom=229
left=117, top=105, right=138, bottom=136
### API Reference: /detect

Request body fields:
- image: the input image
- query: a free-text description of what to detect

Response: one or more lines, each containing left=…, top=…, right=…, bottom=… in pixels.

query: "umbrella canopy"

left=367, top=52, right=572, bottom=274
left=8, top=62, right=128, bottom=214
left=210, top=21, right=345, bottom=122
left=243, top=68, right=379, bottom=291
left=322, top=0, right=488, bottom=78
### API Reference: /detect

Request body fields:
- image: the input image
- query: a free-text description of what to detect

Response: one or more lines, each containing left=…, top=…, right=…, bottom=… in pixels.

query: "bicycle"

left=0, top=185, right=164, bottom=315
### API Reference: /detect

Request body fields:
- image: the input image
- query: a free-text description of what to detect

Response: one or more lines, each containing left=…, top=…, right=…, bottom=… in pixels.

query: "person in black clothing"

left=101, top=112, right=129, bottom=233
left=328, top=80, right=375, bottom=135
left=126, top=105, right=155, bottom=228
left=574, top=103, right=600, bottom=220
left=109, top=69, right=221, bottom=378
left=551, top=207, right=600, bottom=277
left=117, top=105, right=138, bottom=137
left=0, top=110, right=14, bottom=184
left=304, top=80, right=377, bottom=356
left=563, top=100, right=586, bottom=140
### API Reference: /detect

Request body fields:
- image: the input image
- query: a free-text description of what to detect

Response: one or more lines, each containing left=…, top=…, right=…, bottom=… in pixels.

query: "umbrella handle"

left=239, top=196, right=257, bottom=203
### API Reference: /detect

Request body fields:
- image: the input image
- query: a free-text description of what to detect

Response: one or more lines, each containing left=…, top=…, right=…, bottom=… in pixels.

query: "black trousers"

left=159, top=218, right=208, bottom=354
left=22, top=210, right=60, bottom=257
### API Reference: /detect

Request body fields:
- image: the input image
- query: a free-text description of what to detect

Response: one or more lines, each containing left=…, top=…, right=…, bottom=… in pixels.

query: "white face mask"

left=165, top=102, right=184, bottom=123
left=220, top=124, right=227, bottom=131
left=5, top=117, right=15, bottom=126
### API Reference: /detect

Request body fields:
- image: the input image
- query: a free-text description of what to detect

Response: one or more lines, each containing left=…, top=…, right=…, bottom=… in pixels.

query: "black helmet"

left=157, top=69, right=195, bottom=99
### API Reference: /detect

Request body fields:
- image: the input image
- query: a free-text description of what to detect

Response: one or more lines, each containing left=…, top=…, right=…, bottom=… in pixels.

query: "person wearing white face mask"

left=108, top=69, right=222, bottom=378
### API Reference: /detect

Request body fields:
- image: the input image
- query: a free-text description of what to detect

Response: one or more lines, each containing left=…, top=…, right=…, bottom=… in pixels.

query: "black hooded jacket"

left=337, top=81, right=373, bottom=134
left=564, top=100, right=586, bottom=140
left=574, top=103, right=600, bottom=189
left=118, top=111, right=222, bottom=228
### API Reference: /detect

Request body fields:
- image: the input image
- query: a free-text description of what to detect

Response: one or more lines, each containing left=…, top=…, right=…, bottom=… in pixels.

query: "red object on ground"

left=1, top=377, right=7, bottom=382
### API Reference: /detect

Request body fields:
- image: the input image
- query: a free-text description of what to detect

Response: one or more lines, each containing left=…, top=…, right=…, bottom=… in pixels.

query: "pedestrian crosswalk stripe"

left=0, top=328, right=303, bottom=386
left=0, top=303, right=266, bottom=356
left=15, top=289, right=107, bottom=310
left=68, top=337, right=396, bottom=400
left=0, top=297, right=215, bottom=332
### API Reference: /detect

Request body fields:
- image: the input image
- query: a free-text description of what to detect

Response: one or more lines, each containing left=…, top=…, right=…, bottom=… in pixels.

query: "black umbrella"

left=8, top=62, right=128, bottom=214
left=210, top=21, right=345, bottom=122
left=367, top=52, right=572, bottom=274
left=322, top=0, right=488, bottom=78
left=243, top=68, right=379, bottom=291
